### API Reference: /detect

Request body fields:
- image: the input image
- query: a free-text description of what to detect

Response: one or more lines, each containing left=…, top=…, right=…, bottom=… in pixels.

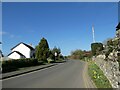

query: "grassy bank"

left=88, top=61, right=112, bottom=88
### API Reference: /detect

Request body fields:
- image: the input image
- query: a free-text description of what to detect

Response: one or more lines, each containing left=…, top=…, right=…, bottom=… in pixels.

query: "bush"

left=2, top=58, right=38, bottom=73
left=91, top=43, right=104, bottom=56
left=47, top=58, right=54, bottom=63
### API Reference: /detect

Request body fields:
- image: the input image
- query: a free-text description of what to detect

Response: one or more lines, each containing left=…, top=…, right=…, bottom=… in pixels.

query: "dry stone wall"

left=93, top=54, right=120, bottom=88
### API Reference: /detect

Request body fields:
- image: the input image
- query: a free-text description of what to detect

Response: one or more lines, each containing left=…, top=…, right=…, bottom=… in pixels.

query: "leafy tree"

left=49, top=50, right=54, bottom=60
left=35, top=37, right=50, bottom=62
left=70, top=49, right=92, bottom=60
left=107, top=39, right=113, bottom=46
left=59, top=54, right=64, bottom=60
left=50, top=46, right=61, bottom=61
left=70, top=49, right=84, bottom=59
left=52, top=46, right=61, bottom=56
left=83, top=50, right=92, bottom=59
left=104, top=39, right=118, bottom=59
left=102, top=38, right=112, bottom=46
left=91, top=43, right=104, bottom=56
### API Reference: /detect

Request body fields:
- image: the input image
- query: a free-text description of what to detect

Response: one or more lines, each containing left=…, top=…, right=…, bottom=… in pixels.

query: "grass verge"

left=88, top=61, right=112, bottom=88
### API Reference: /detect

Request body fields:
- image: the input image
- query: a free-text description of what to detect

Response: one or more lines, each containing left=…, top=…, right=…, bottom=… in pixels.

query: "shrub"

left=47, top=58, right=54, bottom=63
left=91, top=43, right=104, bottom=56
left=2, top=58, right=38, bottom=73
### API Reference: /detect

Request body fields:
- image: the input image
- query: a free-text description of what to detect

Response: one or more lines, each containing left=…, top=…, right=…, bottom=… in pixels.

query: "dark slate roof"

left=11, top=42, right=34, bottom=50
left=0, top=50, right=4, bottom=57
left=8, top=51, right=26, bottom=57
left=116, top=22, right=120, bottom=30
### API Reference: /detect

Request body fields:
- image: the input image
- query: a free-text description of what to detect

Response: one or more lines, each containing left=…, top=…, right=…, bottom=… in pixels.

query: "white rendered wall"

left=8, top=52, right=21, bottom=59
left=12, top=43, right=31, bottom=58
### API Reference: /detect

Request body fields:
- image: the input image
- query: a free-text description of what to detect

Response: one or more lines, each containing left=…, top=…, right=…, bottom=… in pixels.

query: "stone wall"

left=93, top=54, right=120, bottom=88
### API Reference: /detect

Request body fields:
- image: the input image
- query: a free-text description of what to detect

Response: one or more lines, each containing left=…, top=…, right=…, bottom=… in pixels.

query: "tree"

left=91, top=43, right=104, bottom=56
left=49, top=50, right=54, bottom=60
left=102, top=38, right=112, bottom=45
left=35, top=38, right=50, bottom=62
left=70, top=49, right=84, bottom=59
left=83, top=50, right=92, bottom=58
left=104, top=39, right=117, bottom=59
left=107, top=39, right=113, bottom=46
left=50, top=46, right=61, bottom=61
left=52, top=46, right=61, bottom=56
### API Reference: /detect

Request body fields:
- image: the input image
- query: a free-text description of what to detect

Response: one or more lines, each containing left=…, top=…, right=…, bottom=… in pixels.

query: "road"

left=2, top=60, right=94, bottom=88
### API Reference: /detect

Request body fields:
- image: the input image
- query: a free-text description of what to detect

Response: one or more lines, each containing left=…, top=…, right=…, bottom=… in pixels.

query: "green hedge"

left=91, top=43, right=104, bottom=56
left=2, top=58, right=38, bottom=73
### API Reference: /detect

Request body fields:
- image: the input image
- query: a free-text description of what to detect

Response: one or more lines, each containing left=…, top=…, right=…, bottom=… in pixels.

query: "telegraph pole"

left=92, top=25, right=95, bottom=43
left=0, top=42, right=2, bottom=58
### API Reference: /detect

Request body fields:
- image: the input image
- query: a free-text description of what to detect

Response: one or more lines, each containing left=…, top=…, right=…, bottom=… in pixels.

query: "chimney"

left=29, top=43, right=32, bottom=47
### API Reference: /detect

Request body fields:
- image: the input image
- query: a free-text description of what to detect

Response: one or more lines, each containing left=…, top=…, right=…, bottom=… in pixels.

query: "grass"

left=80, top=57, right=91, bottom=62
left=88, top=61, right=112, bottom=88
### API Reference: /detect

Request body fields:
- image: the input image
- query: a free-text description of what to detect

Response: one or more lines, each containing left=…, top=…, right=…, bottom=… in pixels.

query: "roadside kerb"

left=82, top=62, right=96, bottom=88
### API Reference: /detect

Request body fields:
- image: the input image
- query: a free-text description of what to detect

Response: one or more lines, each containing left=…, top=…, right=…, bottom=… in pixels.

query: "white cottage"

left=8, top=42, right=35, bottom=59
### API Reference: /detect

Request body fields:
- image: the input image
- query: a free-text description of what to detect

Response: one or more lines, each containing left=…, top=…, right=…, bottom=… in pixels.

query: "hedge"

left=91, top=43, right=104, bottom=56
left=2, top=58, right=39, bottom=73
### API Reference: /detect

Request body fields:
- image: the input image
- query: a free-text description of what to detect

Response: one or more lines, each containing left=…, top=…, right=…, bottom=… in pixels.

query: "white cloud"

left=0, top=31, right=16, bottom=38
left=10, top=35, right=15, bottom=38
left=0, top=31, right=7, bottom=35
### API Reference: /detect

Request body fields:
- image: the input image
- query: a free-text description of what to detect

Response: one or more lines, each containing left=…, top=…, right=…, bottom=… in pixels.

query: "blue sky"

left=2, top=2, right=118, bottom=56
left=118, top=1, right=120, bottom=22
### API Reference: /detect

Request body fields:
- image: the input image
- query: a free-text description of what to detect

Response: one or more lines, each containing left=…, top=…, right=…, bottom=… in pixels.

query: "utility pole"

left=0, top=42, right=2, bottom=58
left=92, top=25, right=95, bottom=43
left=0, top=42, right=2, bottom=74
